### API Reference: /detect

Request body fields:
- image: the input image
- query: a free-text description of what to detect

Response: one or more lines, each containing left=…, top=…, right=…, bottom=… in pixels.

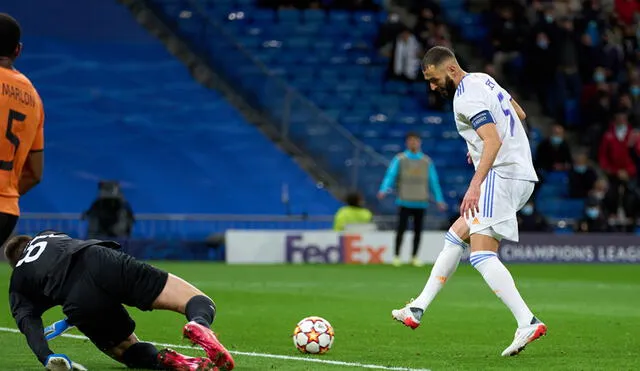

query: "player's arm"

left=427, top=162, right=447, bottom=210
left=19, top=151, right=43, bottom=195
left=510, top=98, right=526, bottom=121
left=19, top=103, right=45, bottom=196
left=10, top=291, right=54, bottom=365
left=472, top=123, right=502, bottom=187
left=377, top=156, right=400, bottom=198
left=458, top=89, right=502, bottom=217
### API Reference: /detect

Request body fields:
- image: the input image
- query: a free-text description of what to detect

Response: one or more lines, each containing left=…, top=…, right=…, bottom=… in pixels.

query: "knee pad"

left=122, top=342, right=160, bottom=369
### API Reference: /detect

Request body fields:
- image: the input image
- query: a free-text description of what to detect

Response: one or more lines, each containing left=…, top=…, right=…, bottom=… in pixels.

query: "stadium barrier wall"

left=225, top=230, right=640, bottom=264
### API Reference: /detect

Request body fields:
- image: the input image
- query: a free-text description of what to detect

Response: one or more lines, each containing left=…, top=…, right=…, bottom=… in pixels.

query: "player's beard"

left=439, top=75, right=457, bottom=99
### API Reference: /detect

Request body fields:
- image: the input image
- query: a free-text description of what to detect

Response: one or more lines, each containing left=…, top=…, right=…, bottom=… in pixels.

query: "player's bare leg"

left=469, top=232, right=546, bottom=356
left=102, top=333, right=215, bottom=370
left=392, top=216, right=469, bottom=329
left=152, top=274, right=235, bottom=370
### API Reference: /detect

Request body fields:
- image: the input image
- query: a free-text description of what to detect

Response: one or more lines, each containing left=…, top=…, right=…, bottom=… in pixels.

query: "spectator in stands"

left=83, top=181, right=135, bottom=239
left=621, top=23, right=639, bottom=63
left=618, top=91, right=639, bottom=127
left=517, top=201, right=551, bottom=232
left=535, top=124, right=573, bottom=173
left=376, top=13, right=404, bottom=50
left=553, top=16, right=582, bottom=123
left=598, top=110, right=640, bottom=232
left=527, top=30, right=556, bottom=115
left=615, top=0, right=640, bottom=26
left=333, top=191, right=373, bottom=231
left=577, top=33, right=605, bottom=91
left=489, top=2, right=528, bottom=84
left=599, top=29, right=625, bottom=81
left=378, top=132, right=446, bottom=267
left=427, top=21, right=452, bottom=50
left=598, top=110, right=637, bottom=190
left=413, top=7, right=437, bottom=49
left=384, top=27, right=421, bottom=81
left=576, top=198, right=611, bottom=233
left=588, top=177, right=609, bottom=212
left=568, top=151, right=598, bottom=198
left=582, top=81, right=613, bottom=155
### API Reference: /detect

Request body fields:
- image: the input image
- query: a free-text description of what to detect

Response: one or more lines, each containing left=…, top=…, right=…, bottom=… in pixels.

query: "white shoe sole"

left=46, top=358, right=71, bottom=371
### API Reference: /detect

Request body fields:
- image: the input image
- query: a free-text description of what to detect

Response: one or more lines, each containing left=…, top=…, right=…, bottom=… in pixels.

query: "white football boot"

left=391, top=300, right=423, bottom=329
left=501, top=317, right=547, bottom=356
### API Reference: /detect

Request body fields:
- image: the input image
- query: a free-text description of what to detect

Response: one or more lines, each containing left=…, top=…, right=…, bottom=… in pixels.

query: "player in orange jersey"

left=0, top=13, right=45, bottom=246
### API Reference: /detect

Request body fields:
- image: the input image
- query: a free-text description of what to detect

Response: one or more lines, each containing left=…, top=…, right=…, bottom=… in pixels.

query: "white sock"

left=412, top=229, right=467, bottom=311
left=470, top=251, right=534, bottom=328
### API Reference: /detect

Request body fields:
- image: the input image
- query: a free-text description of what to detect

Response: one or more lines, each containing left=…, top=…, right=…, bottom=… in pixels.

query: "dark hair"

left=345, top=192, right=362, bottom=207
left=406, top=131, right=420, bottom=140
left=421, top=46, right=456, bottom=70
left=0, top=13, right=20, bottom=58
left=3, top=235, right=31, bottom=268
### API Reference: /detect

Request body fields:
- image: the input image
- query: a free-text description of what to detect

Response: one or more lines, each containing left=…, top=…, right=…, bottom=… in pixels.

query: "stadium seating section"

left=10, top=0, right=339, bottom=216
left=148, top=0, right=585, bottom=220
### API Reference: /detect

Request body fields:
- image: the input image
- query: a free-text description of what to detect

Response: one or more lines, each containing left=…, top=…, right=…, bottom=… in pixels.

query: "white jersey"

left=452, top=73, right=538, bottom=182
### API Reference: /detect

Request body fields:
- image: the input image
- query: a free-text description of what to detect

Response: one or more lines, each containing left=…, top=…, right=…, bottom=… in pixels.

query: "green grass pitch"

left=1, top=263, right=638, bottom=370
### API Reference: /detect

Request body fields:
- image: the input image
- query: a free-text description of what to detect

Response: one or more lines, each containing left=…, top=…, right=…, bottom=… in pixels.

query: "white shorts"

left=465, top=169, right=535, bottom=242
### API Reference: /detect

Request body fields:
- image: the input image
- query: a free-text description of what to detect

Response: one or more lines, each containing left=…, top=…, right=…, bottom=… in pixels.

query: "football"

left=292, top=316, right=334, bottom=354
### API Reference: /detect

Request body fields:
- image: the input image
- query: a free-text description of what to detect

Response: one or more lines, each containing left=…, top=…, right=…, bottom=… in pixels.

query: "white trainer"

left=391, top=301, right=423, bottom=330
left=501, top=319, right=547, bottom=356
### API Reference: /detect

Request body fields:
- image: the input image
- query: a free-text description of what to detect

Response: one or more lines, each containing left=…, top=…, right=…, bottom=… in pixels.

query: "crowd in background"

left=258, top=0, right=640, bottom=233
left=482, top=0, right=640, bottom=233
left=383, top=0, right=640, bottom=233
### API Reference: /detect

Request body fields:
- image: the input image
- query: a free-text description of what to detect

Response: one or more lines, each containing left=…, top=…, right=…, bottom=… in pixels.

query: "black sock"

left=122, top=342, right=162, bottom=370
left=185, top=295, right=216, bottom=328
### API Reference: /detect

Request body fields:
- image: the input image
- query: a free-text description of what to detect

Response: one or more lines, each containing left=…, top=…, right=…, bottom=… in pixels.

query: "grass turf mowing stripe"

left=0, top=327, right=431, bottom=371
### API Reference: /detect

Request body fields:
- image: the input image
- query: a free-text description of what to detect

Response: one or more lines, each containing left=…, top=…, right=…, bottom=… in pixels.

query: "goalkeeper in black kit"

left=5, top=230, right=235, bottom=371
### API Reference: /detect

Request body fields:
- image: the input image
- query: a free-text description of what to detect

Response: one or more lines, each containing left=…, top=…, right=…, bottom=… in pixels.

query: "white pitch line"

left=0, top=327, right=430, bottom=371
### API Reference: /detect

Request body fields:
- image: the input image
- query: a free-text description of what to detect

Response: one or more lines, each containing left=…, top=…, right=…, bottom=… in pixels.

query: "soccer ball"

left=292, top=316, right=334, bottom=354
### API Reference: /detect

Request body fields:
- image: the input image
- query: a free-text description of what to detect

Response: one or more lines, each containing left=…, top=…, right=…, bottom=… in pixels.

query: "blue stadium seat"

left=536, top=199, right=584, bottom=219
left=12, top=7, right=341, bottom=221
left=277, top=9, right=301, bottom=23
left=303, top=9, right=326, bottom=23
left=545, top=171, right=569, bottom=185
left=329, top=11, right=350, bottom=23
left=143, top=0, right=588, bottom=221
left=250, top=9, right=275, bottom=23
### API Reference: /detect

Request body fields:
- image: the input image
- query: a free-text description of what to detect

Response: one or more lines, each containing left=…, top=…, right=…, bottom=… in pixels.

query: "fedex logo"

left=285, top=234, right=386, bottom=264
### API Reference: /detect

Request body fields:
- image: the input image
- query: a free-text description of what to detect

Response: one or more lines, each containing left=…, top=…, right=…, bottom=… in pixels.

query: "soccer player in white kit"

left=391, top=46, right=547, bottom=356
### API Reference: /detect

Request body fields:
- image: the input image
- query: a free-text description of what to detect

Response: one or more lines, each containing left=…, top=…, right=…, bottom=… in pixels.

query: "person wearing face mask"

left=593, top=69, right=606, bottom=83
left=598, top=110, right=637, bottom=189
left=576, top=201, right=611, bottom=233
left=517, top=202, right=550, bottom=232
left=568, top=152, right=598, bottom=198
left=535, top=124, right=573, bottom=173
left=588, top=178, right=609, bottom=206
left=617, top=92, right=639, bottom=127
left=528, top=32, right=556, bottom=115
left=625, top=84, right=640, bottom=127
left=598, top=110, right=640, bottom=230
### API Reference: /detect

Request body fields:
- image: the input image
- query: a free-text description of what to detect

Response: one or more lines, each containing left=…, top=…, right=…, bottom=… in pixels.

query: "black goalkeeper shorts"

left=61, top=245, right=169, bottom=351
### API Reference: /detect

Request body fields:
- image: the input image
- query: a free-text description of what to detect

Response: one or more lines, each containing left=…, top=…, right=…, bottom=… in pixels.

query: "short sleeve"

left=457, top=89, right=495, bottom=130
